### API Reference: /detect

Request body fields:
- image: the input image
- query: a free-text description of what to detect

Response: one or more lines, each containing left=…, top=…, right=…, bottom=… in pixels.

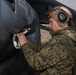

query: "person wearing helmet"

left=16, top=6, right=76, bottom=75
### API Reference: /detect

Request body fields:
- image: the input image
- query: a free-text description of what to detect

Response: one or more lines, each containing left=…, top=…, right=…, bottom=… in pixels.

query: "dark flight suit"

left=21, top=27, right=76, bottom=75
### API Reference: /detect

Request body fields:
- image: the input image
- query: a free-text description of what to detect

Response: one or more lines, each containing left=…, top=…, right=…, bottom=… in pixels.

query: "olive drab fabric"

left=22, top=27, right=76, bottom=75
left=74, top=49, right=76, bottom=61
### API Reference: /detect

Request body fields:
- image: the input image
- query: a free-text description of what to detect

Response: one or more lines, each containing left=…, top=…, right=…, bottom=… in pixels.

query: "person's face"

left=48, top=18, right=62, bottom=31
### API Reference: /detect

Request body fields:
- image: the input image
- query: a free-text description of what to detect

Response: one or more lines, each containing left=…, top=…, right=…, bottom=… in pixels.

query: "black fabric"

left=0, top=51, right=28, bottom=75
left=0, top=50, right=40, bottom=75
left=0, top=0, right=2, bottom=27
left=0, top=0, right=41, bottom=75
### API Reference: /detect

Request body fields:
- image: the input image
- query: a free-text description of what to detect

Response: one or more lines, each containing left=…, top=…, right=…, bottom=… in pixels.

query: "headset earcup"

left=58, top=12, right=67, bottom=22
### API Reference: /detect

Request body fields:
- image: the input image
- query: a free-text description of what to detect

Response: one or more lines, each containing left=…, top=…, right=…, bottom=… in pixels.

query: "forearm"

left=22, top=41, right=44, bottom=70
left=21, top=40, right=60, bottom=70
left=17, top=33, right=67, bottom=70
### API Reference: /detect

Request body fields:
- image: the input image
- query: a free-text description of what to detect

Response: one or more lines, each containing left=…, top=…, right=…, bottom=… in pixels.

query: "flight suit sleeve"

left=22, top=36, right=68, bottom=70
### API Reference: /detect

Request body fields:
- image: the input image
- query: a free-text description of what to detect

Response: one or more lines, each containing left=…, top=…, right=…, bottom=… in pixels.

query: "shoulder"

left=51, top=34, right=69, bottom=44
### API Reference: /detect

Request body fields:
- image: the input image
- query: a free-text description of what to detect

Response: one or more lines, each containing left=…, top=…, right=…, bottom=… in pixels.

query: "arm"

left=17, top=33, right=67, bottom=70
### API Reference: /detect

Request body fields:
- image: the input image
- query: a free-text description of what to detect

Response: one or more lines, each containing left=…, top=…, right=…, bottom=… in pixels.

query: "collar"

left=49, top=27, right=76, bottom=42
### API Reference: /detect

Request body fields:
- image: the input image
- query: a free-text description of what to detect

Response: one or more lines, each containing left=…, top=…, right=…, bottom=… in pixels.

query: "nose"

left=48, top=22, right=51, bottom=28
